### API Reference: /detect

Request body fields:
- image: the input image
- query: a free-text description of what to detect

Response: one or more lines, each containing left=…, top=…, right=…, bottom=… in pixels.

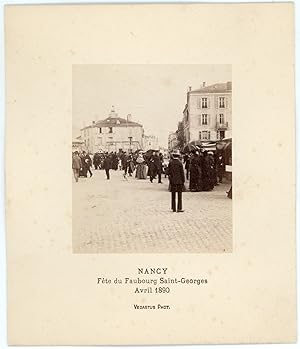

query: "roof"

left=95, top=117, right=142, bottom=128
left=190, top=82, right=232, bottom=94
left=72, top=139, right=84, bottom=144
left=81, top=117, right=143, bottom=130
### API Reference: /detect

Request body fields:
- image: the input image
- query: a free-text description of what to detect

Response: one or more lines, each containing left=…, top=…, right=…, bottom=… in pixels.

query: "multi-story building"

left=80, top=108, right=144, bottom=153
left=168, top=132, right=178, bottom=151
left=182, top=81, right=232, bottom=144
left=72, top=136, right=86, bottom=152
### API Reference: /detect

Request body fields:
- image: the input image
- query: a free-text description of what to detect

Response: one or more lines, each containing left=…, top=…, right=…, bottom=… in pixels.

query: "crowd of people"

left=72, top=148, right=231, bottom=212
left=72, top=150, right=93, bottom=182
left=72, top=148, right=227, bottom=193
left=72, top=149, right=165, bottom=183
left=183, top=150, right=225, bottom=192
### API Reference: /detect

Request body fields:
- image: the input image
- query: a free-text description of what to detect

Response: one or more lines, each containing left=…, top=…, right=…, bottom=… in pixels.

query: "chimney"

left=227, top=81, right=232, bottom=90
left=92, top=121, right=96, bottom=126
left=202, top=82, right=206, bottom=87
left=188, top=86, right=192, bottom=92
left=127, top=114, right=132, bottom=122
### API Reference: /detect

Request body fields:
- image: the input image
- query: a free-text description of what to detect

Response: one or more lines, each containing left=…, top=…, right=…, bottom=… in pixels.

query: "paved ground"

left=73, top=169, right=232, bottom=253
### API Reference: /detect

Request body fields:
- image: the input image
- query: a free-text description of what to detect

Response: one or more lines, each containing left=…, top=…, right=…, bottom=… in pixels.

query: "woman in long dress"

left=135, top=152, right=147, bottom=179
left=189, top=151, right=201, bottom=191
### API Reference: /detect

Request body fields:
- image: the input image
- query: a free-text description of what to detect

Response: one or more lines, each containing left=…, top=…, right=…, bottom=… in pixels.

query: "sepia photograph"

left=5, top=2, right=296, bottom=345
left=72, top=64, right=232, bottom=253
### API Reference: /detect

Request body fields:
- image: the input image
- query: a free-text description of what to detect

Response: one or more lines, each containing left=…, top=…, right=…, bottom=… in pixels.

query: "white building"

left=182, top=81, right=232, bottom=144
left=81, top=107, right=144, bottom=153
left=72, top=136, right=85, bottom=152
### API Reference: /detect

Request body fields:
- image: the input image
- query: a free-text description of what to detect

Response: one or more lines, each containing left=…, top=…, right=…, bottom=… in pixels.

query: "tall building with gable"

left=182, top=81, right=232, bottom=144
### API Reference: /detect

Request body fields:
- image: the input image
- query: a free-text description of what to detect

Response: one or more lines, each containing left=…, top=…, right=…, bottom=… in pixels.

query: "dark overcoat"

left=168, top=158, right=185, bottom=192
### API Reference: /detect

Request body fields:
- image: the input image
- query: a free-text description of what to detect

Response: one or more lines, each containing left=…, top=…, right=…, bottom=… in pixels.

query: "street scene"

left=72, top=65, right=232, bottom=253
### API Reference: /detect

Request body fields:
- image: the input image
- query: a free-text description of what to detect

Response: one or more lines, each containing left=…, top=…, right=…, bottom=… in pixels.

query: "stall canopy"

left=183, top=140, right=216, bottom=152
left=216, top=138, right=232, bottom=151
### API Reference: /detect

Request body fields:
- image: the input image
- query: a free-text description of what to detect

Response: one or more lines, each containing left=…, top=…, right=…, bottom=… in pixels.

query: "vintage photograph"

left=72, top=64, right=232, bottom=253
left=6, top=3, right=296, bottom=345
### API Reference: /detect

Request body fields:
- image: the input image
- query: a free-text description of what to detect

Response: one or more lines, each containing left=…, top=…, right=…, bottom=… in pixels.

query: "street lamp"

left=128, top=136, right=132, bottom=152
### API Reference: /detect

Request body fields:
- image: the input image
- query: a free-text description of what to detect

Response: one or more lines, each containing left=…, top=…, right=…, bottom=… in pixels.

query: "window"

left=98, top=127, right=102, bottom=133
left=202, top=114, right=208, bottom=125
left=199, top=131, right=201, bottom=140
left=201, top=97, right=208, bottom=108
left=109, top=127, right=113, bottom=133
left=201, top=131, right=210, bottom=140
left=219, top=97, right=225, bottom=108
left=219, top=114, right=225, bottom=124
left=217, top=131, right=225, bottom=140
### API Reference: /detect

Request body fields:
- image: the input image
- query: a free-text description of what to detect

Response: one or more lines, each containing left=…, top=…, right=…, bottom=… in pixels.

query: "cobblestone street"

left=73, top=169, right=232, bottom=253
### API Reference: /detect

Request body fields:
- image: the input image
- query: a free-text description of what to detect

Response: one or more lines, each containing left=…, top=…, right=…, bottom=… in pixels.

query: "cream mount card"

left=5, top=3, right=296, bottom=345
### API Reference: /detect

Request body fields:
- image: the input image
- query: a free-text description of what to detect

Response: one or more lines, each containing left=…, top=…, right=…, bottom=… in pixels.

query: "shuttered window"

left=219, top=97, right=225, bottom=108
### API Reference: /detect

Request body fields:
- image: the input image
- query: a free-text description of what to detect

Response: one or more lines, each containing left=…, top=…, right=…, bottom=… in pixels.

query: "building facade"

left=168, top=132, right=178, bottom=151
left=80, top=108, right=144, bottom=153
left=72, top=136, right=86, bottom=152
left=142, top=135, right=159, bottom=151
left=182, top=81, right=232, bottom=144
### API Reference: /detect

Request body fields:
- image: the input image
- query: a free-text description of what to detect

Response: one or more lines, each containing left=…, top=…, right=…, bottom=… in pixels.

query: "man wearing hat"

left=168, top=150, right=185, bottom=213
left=72, top=151, right=82, bottom=182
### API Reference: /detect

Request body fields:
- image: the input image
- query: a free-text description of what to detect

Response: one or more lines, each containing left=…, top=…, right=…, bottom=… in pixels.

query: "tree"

left=176, top=121, right=185, bottom=151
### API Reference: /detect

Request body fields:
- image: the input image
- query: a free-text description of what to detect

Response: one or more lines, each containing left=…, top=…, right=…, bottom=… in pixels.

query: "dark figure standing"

left=184, top=154, right=190, bottom=180
left=127, top=154, right=134, bottom=176
left=79, top=151, right=89, bottom=177
left=168, top=150, right=185, bottom=213
left=112, top=152, right=118, bottom=170
left=216, top=153, right=225, bottom=184
left=85, top=153, right=93, bottom=177
left=72, top=151, right=82, bottom=182
left=202, top=151, right=211, bottom=191
left=150, top=151, right=162, bottom=183
left=93, top=152, right=100, bottom=170
left=121, top=152, right=128, bottom=173
left=103, top=153, right=112, bottom=180
left=208, top=152, right=216, bottom=189
left=189, top=150, right=201, bottom=191
left=149, top=152, right=157, bottom=183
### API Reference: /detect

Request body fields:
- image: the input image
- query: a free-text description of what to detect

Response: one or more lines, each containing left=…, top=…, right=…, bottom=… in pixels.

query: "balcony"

left=217, top=122, right=228, bottom=130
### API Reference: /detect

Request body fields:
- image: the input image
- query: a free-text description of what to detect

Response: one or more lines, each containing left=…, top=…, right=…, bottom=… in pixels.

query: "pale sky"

left=73, top=64, right=231, bottom=147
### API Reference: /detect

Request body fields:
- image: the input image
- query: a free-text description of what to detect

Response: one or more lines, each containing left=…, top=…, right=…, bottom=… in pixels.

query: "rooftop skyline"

left=72, top=64, right=231, bottom=147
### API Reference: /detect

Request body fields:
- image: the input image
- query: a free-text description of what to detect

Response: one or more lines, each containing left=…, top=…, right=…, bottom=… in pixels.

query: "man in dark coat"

left=216, top=153, right=225, bottom=184
left=189, top=150, right=201, bottom=191
left=202, top=151, right=211, bottom=191
left=149, top=151, right=162, bottom=183
left=103, top=153, right=112, bottom=180
left=168, top=150, right=185, bottom=213
left=121, top=152, right=129, bottom=175
left=184, top=154, right=190, bottom=180
left=79, top=151, right=88, bottom=177
left=85, top=152, right=93, bottom=177
left=93, top=152, right=100, bottom=170
left=72, top=151, right=82, bottom=182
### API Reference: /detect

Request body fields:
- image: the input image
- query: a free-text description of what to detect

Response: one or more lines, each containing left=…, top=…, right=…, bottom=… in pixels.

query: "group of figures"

left=72, top=150, right=93, bottom=182
left=72, top=148, right=231, bottom=213
left=107, top=150, right=165, bottom=183
left=72, top=149, right=166, bottom=183
left=92, top=152, right=119, bottom=170
left=184, top=150, right=225, bottom=192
